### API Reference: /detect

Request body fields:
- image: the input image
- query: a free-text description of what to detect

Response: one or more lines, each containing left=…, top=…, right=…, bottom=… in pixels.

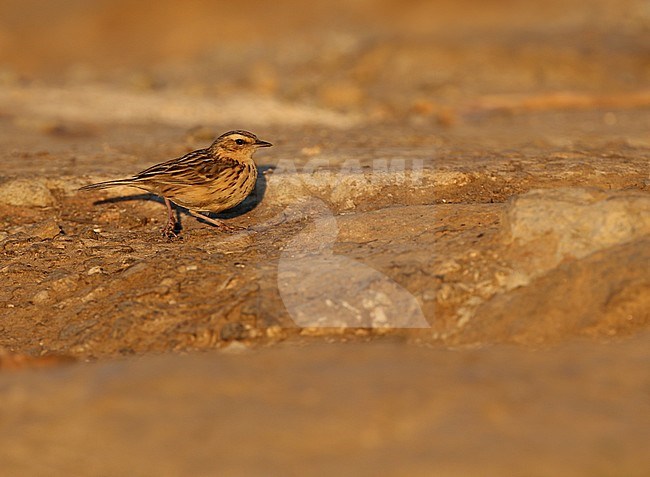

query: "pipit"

left=80, top=130, right=272, bottom=237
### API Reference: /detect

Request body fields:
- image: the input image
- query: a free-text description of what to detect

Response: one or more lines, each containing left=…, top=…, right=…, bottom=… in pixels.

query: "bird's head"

left=210, top=130, right=272, bottom=159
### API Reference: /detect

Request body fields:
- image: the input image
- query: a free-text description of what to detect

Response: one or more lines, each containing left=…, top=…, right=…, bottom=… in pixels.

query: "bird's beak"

left=255, top=140, right=273, bottom=148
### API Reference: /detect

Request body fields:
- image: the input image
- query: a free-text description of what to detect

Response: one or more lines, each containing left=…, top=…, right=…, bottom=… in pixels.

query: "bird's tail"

left=79, top=178, right=137, bottom=191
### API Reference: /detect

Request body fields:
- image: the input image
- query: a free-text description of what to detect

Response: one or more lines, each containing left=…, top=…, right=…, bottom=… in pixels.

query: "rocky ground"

left=0, top=0, right=649, bottom=475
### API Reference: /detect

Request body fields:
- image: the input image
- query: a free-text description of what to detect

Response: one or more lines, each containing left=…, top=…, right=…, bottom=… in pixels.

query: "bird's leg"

left=188, top=210, right=242, bottom=231
left=162, top=197, right=179, bottom=237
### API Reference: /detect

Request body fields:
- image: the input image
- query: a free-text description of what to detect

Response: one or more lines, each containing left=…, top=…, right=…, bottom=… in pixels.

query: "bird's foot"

left=190, top=211, right=244, bottom=232
left=161, top=220, right=181, bottom=239
left=217, top=222, right=245, bottom=232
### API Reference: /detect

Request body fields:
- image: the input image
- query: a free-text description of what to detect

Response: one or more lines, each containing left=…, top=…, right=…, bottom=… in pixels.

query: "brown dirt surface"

left=0, top=0, right=649, bottom=475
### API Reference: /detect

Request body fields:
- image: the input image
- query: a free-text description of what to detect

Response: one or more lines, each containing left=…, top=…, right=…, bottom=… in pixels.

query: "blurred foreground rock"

left=0, top=338, right=648, bottom=477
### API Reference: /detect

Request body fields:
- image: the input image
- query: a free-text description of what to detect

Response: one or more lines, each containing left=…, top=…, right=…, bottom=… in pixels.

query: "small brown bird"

left=80, top=130, right=272, bottom=237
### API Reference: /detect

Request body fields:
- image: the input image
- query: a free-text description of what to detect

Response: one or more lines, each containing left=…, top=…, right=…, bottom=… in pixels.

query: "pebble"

left=265, top=325, right=284, bottom=339
left=220, top=322, right=248, bottom=341
left=220, top=341, right=250, bottom=354
left=32, top=290, right=52, bottom=304
left=29, top=219, right=62, bottom=240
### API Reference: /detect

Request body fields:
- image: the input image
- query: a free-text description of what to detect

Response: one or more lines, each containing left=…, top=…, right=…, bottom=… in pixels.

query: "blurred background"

left=1, top=0, right=648, bottom=121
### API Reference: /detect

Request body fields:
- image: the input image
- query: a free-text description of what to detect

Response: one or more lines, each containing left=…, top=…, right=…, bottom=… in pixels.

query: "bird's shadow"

left=94, top=165, right=276, bottom=232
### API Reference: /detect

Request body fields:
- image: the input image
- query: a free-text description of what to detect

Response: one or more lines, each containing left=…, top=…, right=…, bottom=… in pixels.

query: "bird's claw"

left=218, top=223, right=245, bottom=232
left=162, top=221, right=180, bottom=239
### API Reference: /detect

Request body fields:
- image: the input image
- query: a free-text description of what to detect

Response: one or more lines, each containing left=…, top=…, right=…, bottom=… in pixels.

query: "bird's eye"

left=235, top=139, right=245, bottom=145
